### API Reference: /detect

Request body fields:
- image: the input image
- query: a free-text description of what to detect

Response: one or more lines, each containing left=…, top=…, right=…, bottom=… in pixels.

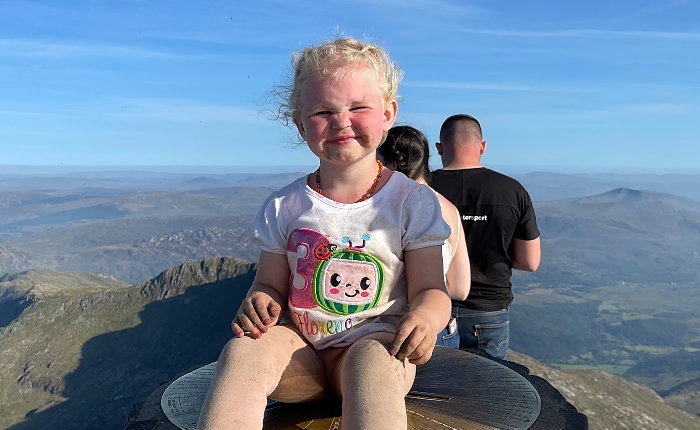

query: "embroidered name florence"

left=462, top=215, right=488, bottom=221
left=293, top=310, right=355, bottom=336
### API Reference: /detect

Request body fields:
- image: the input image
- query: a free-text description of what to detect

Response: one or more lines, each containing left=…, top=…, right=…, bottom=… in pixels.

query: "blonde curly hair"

left=273, top=37, right=403, bottom=127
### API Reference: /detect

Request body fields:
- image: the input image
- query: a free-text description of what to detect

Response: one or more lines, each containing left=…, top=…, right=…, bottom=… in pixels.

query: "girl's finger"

left=237, top=313, right=261, bottom=339
left=242, top=300, right=266, bottom=333
left=254, top=299, right=274, bottom=328
left=230, top=318, right=245, bottom=338
left=407, top=338, right=433, bottom=365
left=390, top=323, right=418, bottom=360
left=267, top=301, right=282, bottom=323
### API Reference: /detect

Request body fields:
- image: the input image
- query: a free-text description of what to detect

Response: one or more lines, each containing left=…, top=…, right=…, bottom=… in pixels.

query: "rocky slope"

left=509, top=351, right=700, bottom=430
left=0, top=257, right=254, bottom=430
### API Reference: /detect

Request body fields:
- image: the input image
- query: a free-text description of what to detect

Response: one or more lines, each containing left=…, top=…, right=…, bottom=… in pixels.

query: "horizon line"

left=1, top=164, right=699, bottom=176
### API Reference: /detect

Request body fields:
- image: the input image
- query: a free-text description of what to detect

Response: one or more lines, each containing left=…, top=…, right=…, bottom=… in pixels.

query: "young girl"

left=378, top=125, right=471, bottom=348
left=197, top=38, right=452, bottom=430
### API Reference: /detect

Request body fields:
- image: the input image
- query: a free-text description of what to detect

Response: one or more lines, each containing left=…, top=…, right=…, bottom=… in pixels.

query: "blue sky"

left=0, top=0, right=698, bottom=172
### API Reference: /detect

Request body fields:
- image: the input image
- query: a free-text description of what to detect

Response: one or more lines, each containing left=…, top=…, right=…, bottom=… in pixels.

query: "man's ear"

left=480, top=140, right=487, bottom=155
left=435, top=142, right=443, bottom=156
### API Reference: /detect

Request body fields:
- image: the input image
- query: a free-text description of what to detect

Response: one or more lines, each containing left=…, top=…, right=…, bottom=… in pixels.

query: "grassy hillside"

left=0, top=257, right=254, bottom=430
left=662, top=378, right=700, bottom=417
left=509, top=351, right=700, bottom=430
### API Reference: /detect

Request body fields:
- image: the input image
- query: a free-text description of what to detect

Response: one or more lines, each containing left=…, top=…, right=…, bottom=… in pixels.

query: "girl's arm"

left=389, top=245, right=452, bottom=365
left=231, top=251, right=290, bottom=338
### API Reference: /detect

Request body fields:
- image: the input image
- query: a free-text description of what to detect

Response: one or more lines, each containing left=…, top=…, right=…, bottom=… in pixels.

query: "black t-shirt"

left=431, top=168, right=539, bottom=310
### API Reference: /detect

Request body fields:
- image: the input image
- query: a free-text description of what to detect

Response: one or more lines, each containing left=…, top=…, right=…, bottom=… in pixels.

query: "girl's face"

left=295, top=65, right=398, bottom=168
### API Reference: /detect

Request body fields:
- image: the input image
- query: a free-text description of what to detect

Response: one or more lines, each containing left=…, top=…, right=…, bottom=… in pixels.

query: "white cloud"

left=106, top=99, right=274, bottom=125
left=483, top=102, right=699, bottom=121
left=459, top=28, right=700, bottom=40
left=0, top=99, right=274, bottom=127
left=0, top=39, right=210, bottom=60
left=404, top=81, right=583, bottom=92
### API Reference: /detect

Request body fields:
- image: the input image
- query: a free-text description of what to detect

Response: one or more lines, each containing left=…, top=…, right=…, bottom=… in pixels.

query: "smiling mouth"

left=345, top=290, right=359, bottom=297
left=329, top=136, right=357, bottom=144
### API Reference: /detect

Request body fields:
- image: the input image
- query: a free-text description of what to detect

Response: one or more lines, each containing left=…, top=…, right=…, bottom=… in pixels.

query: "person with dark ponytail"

left=378, top=125, right=471, bottom=348
left=377, top=125, right=432, bottom=182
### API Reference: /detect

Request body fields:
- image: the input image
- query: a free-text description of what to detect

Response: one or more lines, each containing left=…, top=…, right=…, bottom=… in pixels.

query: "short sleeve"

left=402, top=184, right=451, bottom=251
left=514, top=189, right=540, bottom=241
left=252, top=191, right=288, bottom=254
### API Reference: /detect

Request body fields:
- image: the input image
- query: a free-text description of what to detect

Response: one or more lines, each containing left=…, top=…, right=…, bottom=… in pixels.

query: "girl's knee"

left=340, top=337, right=413, bottom=390
left=219, top=336, right=255, bottom=360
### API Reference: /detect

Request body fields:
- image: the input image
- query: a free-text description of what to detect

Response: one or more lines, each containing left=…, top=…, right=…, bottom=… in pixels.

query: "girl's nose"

left=332, top=112, right=351, bottom=130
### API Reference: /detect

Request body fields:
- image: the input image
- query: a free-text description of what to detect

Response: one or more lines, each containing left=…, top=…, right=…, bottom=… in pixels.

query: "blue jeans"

left=437, top=307, right=510, bottom=359
left=435, top=317, right=460, bottom=348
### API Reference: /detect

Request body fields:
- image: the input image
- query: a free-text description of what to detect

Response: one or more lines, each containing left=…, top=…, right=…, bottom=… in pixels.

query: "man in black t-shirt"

left=431, top=114, right=540, bottom=359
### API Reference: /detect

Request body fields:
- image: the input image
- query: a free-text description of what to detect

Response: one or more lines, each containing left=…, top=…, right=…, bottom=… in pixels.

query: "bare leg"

left=331, top=332, right=416, bottom=430
left=197, top=324, right=329, bottom=430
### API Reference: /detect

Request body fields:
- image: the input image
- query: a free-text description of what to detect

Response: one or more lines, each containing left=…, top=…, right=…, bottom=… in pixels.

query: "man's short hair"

left=439, top=114, right=483, bottom=144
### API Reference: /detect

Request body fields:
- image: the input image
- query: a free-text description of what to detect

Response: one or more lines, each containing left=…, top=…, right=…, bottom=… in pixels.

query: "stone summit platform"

left=125, top=347, right=588, bottom=430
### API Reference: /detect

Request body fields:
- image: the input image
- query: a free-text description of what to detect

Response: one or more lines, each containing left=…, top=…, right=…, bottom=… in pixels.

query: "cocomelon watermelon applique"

left=312, top=235, right=384, bottom=315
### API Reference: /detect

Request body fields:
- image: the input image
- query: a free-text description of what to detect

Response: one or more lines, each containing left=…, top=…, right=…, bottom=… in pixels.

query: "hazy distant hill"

left=1, top=257, right=698, bottom=430
left=0, top=245, right=49, bottom=276
left=531, top=187, right=700, bottom=286
left=0, top=187, right=269, bottom=236
left=1, top=215, right=260, bottom=283
left=0, top=180, right=279, bottom=283
left=0, top=171, right=306, bottom=192
left=551, top=187, right=700, bottom=213
left=515, top=172, right=700, bottom=201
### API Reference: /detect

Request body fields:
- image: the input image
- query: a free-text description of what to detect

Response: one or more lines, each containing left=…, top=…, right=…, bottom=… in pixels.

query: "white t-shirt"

left=253, top=172, right=450, bottom=349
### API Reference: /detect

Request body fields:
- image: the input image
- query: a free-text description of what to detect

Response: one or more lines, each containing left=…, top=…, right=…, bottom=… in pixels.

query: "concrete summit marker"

left=160, top=347, right=541, bottom=430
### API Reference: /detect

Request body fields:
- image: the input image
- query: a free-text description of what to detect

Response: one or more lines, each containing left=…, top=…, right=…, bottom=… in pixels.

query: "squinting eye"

left=360, top=277, right=371, bottom=290
left=314, top=111, right=332, bottom=116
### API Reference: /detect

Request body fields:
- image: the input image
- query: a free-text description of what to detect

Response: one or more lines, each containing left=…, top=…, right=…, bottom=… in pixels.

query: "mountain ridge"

left=0, top=256, right=255, bottom=430
left=0, top=257, right=697, bottom=429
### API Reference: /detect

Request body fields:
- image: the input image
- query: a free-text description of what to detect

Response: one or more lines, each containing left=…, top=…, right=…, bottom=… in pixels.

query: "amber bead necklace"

left=315, top=160, right=383, bottom=203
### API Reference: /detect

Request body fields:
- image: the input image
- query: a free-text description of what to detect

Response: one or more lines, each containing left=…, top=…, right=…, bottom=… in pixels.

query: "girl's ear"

left=294, top=116, right=306, bottom=141
left=383, top=99, right=398, bottom=131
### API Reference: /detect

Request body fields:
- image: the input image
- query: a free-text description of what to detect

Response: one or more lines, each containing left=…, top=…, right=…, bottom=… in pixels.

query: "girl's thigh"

left=219, top=323, right=331, bottom=403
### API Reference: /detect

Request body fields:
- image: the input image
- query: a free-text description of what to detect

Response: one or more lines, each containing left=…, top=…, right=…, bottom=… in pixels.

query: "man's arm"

left=512, top=237, right=541, bottom=272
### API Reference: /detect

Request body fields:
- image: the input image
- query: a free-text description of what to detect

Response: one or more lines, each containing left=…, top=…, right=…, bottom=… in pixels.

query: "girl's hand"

left=389, top=310, right=437, bottom=365
left=231, top=291, right=282, bottom=339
